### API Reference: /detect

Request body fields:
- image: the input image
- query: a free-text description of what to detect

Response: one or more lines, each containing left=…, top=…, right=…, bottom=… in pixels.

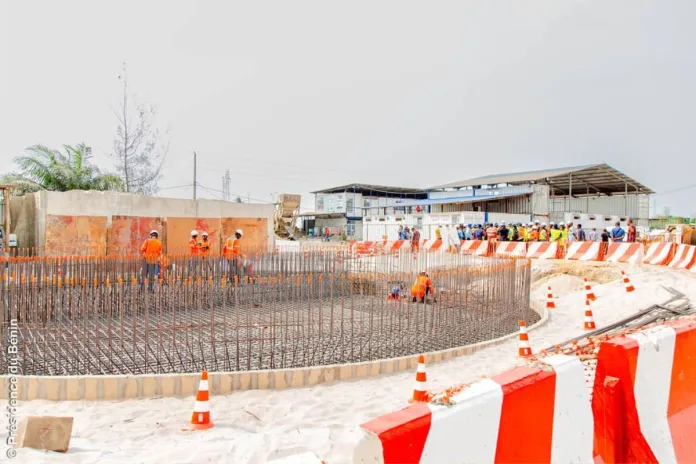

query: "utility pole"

left=193, top=151, right=197, bottom=200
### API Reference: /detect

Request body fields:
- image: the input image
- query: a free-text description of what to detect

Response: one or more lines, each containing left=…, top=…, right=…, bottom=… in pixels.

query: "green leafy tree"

left=2, top=144, right=123, bottom=194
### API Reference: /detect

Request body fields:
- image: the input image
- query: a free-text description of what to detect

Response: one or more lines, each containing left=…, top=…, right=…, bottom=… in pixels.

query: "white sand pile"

left=12, top=263, right=696, bottom=464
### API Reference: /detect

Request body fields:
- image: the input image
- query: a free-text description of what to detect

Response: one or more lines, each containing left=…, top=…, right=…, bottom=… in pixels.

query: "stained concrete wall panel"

left=35, top=191, right=275, bottom=252
left=221, top=218, right=269, bottom=254
left=166, top=217, right=221, bottom=254
left=109, top=216, right=163, bottom=253
left=44, top=215, right=107, bottom=256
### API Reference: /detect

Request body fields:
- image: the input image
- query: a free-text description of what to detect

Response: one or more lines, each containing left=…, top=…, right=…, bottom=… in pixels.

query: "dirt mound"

left=532, top=261, right=622, bottom=288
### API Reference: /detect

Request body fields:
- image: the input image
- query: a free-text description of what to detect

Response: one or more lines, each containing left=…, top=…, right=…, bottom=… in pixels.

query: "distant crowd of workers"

left=453, top=219, right=637, bottom=244
left=137, top=228, right=245, bottom=290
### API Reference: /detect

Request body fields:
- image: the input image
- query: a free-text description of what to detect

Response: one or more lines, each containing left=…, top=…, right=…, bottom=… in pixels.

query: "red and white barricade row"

left=564, top=241, right=602, bottom=261
left=643, top=242, right=676, bottom=266
left=495, top=242, right=527, bottom=258
left=667, top=244, right=696, bottom=269
left=592, top=317, right=696, bottom=463
left=603, top=242, right=643, bottom=264
left=353, top=355, right=594, bottom=463
left=460, top=240, right=489, bottom=256
left=421, top=239, right=446, bottom=253
left=526, top=241, right=558, bottom=260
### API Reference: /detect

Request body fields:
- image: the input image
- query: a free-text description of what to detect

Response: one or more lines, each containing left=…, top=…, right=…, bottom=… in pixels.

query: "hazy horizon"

left=2, top=1, right=695, bottom=216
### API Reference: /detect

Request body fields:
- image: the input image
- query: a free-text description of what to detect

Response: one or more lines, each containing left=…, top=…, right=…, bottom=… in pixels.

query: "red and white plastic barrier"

left=495, top=242, right=527, bottom=258
left=643, top=242, right=676, bottom=266
left=565, top=241, right=602, bottom=261
left=603, top=243, right=643, bottom=264
left=526, top=242, right=558, bottom=260
left=667, top=244, right=696, bottom=269
left=354, top=355, right=593, bottom=463
left=460, top=240, right=488, bottom=256
left=592, top=317, right=696, bottom=463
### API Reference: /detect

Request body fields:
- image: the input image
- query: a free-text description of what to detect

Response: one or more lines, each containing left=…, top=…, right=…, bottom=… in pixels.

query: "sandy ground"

left=9, top=262, right=696, bottom=464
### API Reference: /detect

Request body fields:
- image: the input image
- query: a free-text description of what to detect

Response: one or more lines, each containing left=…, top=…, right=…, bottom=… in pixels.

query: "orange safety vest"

left=140, top=238, right=162, bottom=263
left=411, top=275, right=432, bottom=296
left=224, top=237, right=241, bottom=259
left=199, top=240, right=211, bottom=257
left=486, top=227, right=498, bottom=241
left=189, top=239, right=199, bottom=256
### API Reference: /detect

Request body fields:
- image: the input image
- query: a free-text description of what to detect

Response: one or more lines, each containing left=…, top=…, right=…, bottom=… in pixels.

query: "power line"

left=655, top=183, right=696, bottom=196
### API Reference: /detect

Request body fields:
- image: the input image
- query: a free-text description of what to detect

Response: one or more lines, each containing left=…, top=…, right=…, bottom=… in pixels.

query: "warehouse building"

left=307, top=164, right=653, bottom=241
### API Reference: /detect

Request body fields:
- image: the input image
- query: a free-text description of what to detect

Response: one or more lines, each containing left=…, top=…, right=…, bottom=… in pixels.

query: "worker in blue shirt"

left=611, top=222, right=626, bottom=242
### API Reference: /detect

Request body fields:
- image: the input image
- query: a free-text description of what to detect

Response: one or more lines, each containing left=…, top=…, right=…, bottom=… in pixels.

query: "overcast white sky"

left=2, top=1, right=695, bottom=215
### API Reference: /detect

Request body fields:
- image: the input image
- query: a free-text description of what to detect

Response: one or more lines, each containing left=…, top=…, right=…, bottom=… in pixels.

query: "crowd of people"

left=453, top=219, right=637, bottom=244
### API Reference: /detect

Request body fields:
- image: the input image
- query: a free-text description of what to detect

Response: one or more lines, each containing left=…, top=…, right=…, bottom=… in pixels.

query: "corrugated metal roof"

left=431, top=164, right=601, bottom=189
left=311, top=183, right=426, bottom=195
left=365, top=191, right=531, bottom=208
left=431, top=163, right=654, bottom=195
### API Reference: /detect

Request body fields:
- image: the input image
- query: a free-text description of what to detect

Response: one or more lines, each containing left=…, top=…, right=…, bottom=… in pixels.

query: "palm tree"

left=2, top=144, right=123, bottom=194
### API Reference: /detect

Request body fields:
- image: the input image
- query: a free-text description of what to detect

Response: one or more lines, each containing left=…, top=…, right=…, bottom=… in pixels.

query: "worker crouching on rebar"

left=411, top=271, right=435, bottom=303
left=223, top=229, right=243, bottom=283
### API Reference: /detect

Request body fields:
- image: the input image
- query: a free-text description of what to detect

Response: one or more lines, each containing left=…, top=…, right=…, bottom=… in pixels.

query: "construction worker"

left=434, top=226, right=442, bottom=241
left=550, top=223, right=562, bottom=242
left=140, top=230, right=162, bottom=290
left=224, top=229, right=243, bottom=282
left=199, top=231, right=212, bottom=276
left=518, top=223, right=527, bottom=242
left=188, top=230, right=199, bottom=276
left=411, top=228, right=421, bottom=254
left=411, top=271, right=435, bottom=303
left=529, top=225, right=540, bottom=242
left=539, top=223, right=548, bottom=241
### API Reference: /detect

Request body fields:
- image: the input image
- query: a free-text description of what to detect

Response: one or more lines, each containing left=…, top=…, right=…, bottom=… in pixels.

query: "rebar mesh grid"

left=1, top=250, right=533, bottom=375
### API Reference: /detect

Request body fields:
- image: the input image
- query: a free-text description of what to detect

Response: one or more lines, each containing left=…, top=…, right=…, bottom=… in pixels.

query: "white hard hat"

left=191, top=230, right=198, bottom=236
left=150, top=230, right=158, bottom=236
left=202, top=231, right=208, bottom=236
left=235, top=229, right=243, bottom=236
left=559, top=222, right=565, bottom=226
left=501, top=221, right=506, bottom=225
left=527, top=222, right=533, bottom=226
left=542, top=222, right=547, bottom=227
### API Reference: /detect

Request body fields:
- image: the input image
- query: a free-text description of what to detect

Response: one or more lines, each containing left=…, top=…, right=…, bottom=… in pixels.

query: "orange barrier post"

left=584, top=300, right=596, bottom=330
left=621, top=270, right=635, bottom=293
left=584, top=278, right=596, bottom=301
left=546, top=286, right=556, bottom=309
left=518, top=320, right=532, bottom=357
left=188, top=371, right=214, bottom=430
left=412, top=355, right=429, bottom=402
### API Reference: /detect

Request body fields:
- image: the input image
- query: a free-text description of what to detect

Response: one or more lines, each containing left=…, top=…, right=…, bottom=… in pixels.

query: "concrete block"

left=141, top=376, right=157, bottom=398
left=307, top=368, right=322, bottom=386
left=238, top=372, right=251, bottom=390
left=339, top=365, right=352, bottom=380
left=218, top=374, right=233, bottom=394
left=369, top=362, right=380, bottom=377
left=355, top=364, right=368, bottom=378
left=274, top=371, right=288, bottom=389
left=84, top=378, right=99, bottom=400
left=397, top=358, right=408, bottom=372
left=102, top=377, right=119, bottom=400
left=159, top=377, right=175, bottom=397
left=65, top=377, right=81, bottom=401
left=257, top=372, right=270, bottom=389
left=16, top=416, right=73, bottom=453
left=26, top=377, right=40, bottom=401
left=290, top=369, right=305, bottom=388
left=122, top=377, right=138, bottom=398
left=179, top=375, right=198, bottom=397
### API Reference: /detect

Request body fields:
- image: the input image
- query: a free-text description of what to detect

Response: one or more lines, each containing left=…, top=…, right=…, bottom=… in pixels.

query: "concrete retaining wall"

left=1, top=301, right=546, bottom=401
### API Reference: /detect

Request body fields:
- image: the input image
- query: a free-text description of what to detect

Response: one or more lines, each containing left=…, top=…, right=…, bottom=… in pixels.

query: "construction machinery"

left=274, top=193, right=301, bottom=239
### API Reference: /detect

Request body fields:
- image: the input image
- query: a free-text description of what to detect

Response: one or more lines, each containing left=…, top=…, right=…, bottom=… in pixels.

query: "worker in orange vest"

left=198, top=231, right=212, bottom=276
left=140, top=230, right=162, bottom=290
left=224, top=229, right=243, bottom=282
left=411, top=271, right=435, bottom=303
left=188, top=230, right=200, bottom=276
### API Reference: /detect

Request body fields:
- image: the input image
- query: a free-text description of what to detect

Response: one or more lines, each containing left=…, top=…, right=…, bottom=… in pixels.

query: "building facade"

left=308, top=164, right=653, bottom=241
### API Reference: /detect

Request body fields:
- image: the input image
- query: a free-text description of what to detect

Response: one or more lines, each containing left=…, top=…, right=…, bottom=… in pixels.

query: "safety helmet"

left=534, top=220, right=540, bottom=224
left=202, top=231, right=208, bottom=237
left=150, top=230, right=158, bottom=237
left=235, top=229, right=243, bottom=236
left=190, top=230, right=198, bottom=236
left=559, top=222, right=565, bottom=227
left=501, top=221, right=506, bottom=225
left=542, top=222, right=547, bottom=227
left=494, top=223, right=498, bottom=227
left=467, top=223, right=472, bottom=228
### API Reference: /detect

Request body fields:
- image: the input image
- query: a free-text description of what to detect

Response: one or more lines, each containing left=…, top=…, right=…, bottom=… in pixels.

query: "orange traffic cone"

left=621, top=270, right=635, bottom=293
left=546, top=286, right=556, bottom=309
left=584, top=300, right=596, bottom=330
left=518, top=320, right=532, bottom=357
left=412, top=355, right=428, bottom=402
left=189, top=371, right=213, bottom=430
left=584, top=278, right=596, bottom=301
